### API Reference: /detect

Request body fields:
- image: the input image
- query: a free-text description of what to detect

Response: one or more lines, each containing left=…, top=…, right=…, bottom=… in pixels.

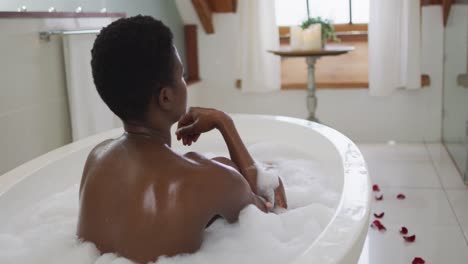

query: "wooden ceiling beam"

left=442, top=0, right=453, bottom=26
left=207, top=0, right=237, bottom=13
left=421, top=0, right=442, bottom=5
left=420, top=0, right=454, bottom=26
left=191, top=0, right=214, bottom=34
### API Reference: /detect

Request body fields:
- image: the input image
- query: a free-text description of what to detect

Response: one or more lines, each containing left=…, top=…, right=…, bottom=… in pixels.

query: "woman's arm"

left=176, top=108, right=287, bottom=208
left=215, top=113, right=260, bottom=194
left=213, top=112, right=287, bottom=209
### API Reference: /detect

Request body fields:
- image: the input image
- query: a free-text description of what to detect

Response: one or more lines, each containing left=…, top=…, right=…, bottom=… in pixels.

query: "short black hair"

left=91, top=15, right=175, bottom=121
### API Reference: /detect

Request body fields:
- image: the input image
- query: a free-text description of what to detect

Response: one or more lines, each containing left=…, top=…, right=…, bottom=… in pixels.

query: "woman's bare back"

left=77, top=134, right=253, bottom=263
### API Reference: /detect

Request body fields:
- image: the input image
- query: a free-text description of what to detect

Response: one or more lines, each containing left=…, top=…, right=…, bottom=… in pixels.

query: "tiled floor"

left=357, top=143, right=468, bottom=264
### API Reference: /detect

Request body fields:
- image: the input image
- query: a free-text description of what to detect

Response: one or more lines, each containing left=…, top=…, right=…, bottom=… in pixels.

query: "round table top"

left=268, top=45, right=354, bottom=57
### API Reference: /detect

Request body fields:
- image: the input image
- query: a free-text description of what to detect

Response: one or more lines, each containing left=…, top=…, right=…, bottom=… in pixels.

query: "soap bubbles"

left=0, top=143, right=339, bottom=264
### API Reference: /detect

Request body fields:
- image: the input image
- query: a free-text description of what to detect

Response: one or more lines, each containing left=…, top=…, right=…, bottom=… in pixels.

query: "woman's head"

left=91, top=15, right=187, bottom=125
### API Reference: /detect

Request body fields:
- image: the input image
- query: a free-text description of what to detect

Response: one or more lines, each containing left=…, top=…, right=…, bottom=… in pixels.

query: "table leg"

left=306, top=57, right=319, bottom=122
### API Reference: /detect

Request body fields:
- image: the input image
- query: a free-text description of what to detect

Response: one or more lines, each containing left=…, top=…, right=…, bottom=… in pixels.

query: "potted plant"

left=301, top=17, right=339, bottom=48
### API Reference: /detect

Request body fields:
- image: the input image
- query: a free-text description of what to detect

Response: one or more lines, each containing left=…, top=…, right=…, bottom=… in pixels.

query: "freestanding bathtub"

left=0, top=114, right=371, bottom=264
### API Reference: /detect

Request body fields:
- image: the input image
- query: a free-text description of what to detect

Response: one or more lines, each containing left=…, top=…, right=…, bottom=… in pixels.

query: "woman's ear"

left=157, top=86, right=175, bottom=111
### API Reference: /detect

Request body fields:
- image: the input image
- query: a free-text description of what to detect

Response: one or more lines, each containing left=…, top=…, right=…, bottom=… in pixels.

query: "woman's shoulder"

left=181, top=153, right=245, bottom=189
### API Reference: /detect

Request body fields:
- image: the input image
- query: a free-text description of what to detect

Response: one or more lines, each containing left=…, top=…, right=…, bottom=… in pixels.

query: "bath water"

left=0, top=142, right=341, bottom=264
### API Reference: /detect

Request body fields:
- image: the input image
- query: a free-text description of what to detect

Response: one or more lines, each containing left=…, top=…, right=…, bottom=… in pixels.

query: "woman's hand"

left=176, top=107, right=230, bottom=146
left=254, top=195, right=274, bottom=213
left=258, top=177, right=287, bottom=211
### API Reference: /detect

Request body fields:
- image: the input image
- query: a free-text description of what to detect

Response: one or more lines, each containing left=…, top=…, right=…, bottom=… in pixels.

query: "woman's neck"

left=124, top=122, right=172, bottom=146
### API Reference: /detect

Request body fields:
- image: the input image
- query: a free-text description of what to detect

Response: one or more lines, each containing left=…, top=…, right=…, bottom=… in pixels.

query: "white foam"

left=0, top=143, right=341, bottom=264
left=255, top=162, right=280, bottom=203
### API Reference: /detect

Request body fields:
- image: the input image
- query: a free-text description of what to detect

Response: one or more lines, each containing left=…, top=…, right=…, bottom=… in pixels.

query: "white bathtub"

left=0, top=115, right=371, bottom=264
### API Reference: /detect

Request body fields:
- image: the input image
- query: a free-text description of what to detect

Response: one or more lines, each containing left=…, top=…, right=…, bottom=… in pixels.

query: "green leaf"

left=300, top=17, right=340, bottom=42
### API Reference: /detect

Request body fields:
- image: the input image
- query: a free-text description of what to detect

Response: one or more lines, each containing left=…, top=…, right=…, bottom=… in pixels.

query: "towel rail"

left=39, top=29, right=101, bottom=41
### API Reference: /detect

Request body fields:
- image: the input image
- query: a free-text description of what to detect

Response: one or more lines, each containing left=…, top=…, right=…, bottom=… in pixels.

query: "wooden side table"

left=269, top=46, right=354, bottom=122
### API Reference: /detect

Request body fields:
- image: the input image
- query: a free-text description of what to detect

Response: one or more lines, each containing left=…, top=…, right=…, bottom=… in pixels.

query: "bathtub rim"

left=274, top=116, right=371, bottom=264
left=0, top=114, right=371, bottom=264
left=0, top=127, right=124, bottom=198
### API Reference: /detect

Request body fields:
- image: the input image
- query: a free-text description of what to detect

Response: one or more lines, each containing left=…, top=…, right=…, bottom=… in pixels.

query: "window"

left=275, top=0, right=369, bottom=26
left=275, top=0, right=370, bottom=89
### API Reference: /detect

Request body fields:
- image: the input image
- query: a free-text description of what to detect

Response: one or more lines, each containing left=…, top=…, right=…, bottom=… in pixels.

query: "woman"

left=77, top=15, right=287, bottom=264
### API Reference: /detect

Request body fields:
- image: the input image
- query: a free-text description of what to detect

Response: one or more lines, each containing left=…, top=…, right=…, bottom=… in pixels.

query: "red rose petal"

left=378, top=225, right=387, bottom=231
left=372, top=184, right=380, bottom=192
left=404, top=234, right=416, bottom=242
left=374, top=212, right=385, bottom=218
left=397, top=193, right=406, bottom=200
left=375, top=194, right=383, bottom=201
left=412, top=257, right=425, bottom=264
left=400, top=226, right=408, bottom=235
left=370, top=220, right=387, bottom=231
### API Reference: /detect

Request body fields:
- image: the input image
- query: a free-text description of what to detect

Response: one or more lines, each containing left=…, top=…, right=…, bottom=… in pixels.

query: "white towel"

left=62, top=34, right=121, bottom=141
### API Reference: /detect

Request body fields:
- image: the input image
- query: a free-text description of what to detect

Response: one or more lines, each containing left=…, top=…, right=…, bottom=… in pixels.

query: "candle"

left=302, top=24, right=322, bottom=50
left=290, top=26, right=303, bottom=50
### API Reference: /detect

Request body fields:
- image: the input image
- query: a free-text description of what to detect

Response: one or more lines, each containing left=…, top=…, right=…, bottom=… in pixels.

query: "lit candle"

left=302, top=24, right=322, bottom=50
left=290, top=26, right=303, bottom=50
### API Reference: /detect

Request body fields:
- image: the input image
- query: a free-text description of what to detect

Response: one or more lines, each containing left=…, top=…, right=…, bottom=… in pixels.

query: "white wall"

left=0, top=0, right=187, bottom=73
left=178, top=2, right=446, bottom=142
left=0, top=17, right=115, bottom=175
left=443, top=5, right=468, bottom=143
left=0, top=17, right=202, bottom=176
left=0, top=2, right=189, bottom=175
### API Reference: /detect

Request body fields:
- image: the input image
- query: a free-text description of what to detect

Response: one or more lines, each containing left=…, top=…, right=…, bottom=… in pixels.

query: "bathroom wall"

left=0, top=0, right=186, bottom=65
left=443, top=5, right=468, bottom=142
left=442, top=5, right=468, bottom=176
left=0, top=17, right=111, bottom=176
left=176, top=2, right=445, bottom=142
left=0, top=1, right=187, bottom=175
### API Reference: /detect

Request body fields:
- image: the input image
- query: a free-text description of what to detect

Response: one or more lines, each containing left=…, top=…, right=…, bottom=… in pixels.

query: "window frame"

left=278, top=23, right=369, bottom=90
left=279, top=23, right=368, bottom=45
left=277, top=23, right=430, bottom=90
left=236, top=1, right=431, bottom=90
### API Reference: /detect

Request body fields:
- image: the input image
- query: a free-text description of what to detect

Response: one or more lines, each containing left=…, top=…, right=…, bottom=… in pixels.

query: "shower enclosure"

left=442, top=3, right=468, bottom=182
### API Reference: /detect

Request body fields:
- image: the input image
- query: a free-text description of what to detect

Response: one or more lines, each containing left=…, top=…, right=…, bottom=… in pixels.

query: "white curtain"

left=237, top=0, right=281, bottom=93
left=369, top=0, right=421, bottom=96
left=62, top=34, right=121, bottom=141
